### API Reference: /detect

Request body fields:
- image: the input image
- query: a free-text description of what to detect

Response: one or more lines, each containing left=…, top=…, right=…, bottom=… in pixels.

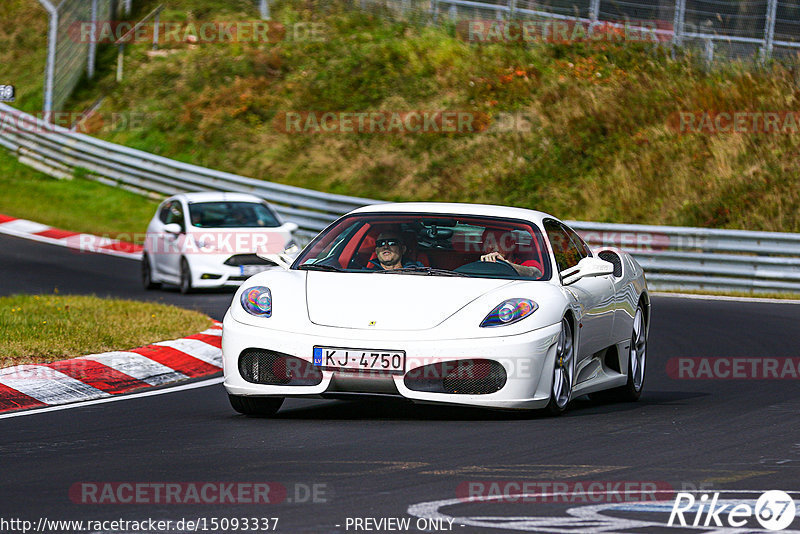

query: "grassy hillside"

left=3, top=0, right=800, bottom=232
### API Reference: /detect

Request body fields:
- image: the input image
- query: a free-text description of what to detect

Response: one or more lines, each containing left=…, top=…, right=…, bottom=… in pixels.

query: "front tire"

left=228, top=395, right=284, bottom=416
left=142, top=254, right=161, bottom=290
left=545, top=317, right=575, bottom=416
left=179, top=257, right=193, bottom=294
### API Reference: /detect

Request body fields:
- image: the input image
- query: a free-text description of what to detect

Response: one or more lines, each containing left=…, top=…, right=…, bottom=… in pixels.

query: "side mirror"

left=284, top=222, right=299, bottom=233
left=561, top=256, right=614, bottom=285
left=163, top=223, right=182, bottom=235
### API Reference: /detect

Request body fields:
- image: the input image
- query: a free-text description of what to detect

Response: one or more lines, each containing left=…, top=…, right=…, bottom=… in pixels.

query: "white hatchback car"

left=142, top=192, right=298, bottom=293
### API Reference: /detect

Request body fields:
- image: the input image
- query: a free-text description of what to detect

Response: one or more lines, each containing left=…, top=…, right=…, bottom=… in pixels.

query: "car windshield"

left=188, top=202, right=281, bottom=228
left=293, top=213, right=552, bottom=280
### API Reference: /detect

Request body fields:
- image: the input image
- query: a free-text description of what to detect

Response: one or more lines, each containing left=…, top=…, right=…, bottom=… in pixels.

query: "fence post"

left=590, top=0, right=600, bottom=22
left=672, top=0, right=685, bottom=46
left=87, top=0, right=98, bottom=79
left=153, top=8, right=160, bottom=50
left=37, top=0, right=58, bottom=117
left=259, top=0, right=271, bottom=20
left=763, top=0, right=778, bottom=60
left=509, top=0, right=516, bottom=19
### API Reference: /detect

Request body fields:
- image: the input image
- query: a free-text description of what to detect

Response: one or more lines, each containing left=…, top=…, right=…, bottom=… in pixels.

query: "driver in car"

left=480, top=229, right=543, bottom=278
left=368, top=230, right=424, bottom=271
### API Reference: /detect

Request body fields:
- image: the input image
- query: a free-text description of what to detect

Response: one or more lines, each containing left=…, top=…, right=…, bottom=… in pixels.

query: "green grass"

left=0, top=149, right=157, bottom=242
left=3, top=0, right=800, bottom=234
left=0, top=294, right=212, bottom=365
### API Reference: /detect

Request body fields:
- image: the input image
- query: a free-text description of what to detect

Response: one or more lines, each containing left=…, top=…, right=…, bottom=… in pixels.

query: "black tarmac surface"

left=1, top=234, right=799, bottom=533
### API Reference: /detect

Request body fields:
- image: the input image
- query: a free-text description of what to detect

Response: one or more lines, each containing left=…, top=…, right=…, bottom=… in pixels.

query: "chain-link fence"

left=350, top=0, right=800, bottom=62
left=37, top=0, right=128, bottom=115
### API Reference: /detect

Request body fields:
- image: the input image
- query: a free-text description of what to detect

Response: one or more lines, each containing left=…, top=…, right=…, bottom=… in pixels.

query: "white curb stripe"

left=79, top=352, right=188, bottom=386
left=199, top=328, right=223, bottom=336
left=0, top=219, right=51, bottom=234
left=0, top=377, right=224, bottom=420
left=0, top=216, right=142, bottom=260
left=151, top=339, right=223, bottom=367
left=0, top=365, right=111, bottom=404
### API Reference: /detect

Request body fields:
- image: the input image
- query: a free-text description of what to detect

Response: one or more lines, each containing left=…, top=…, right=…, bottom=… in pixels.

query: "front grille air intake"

left=404, top=359, right=506, bottom=395
left=238, top=349, right=323, bottom=386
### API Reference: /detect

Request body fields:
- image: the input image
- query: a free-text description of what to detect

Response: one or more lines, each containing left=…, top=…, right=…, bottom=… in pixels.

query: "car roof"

left=349, top=202, right=558, bottom=227
left=170, top=192, right=266, bottom=204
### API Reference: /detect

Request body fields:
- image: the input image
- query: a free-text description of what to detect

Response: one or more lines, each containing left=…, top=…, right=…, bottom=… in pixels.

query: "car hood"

left=305, top=272, right=513, bottom=330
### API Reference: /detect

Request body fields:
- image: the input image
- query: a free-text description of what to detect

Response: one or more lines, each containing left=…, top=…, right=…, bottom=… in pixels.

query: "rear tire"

left=142, top=254, right=161, bottom=290
left=593, top=303, right=647, bottom=403
left=228, top=395, right=284, bottom=416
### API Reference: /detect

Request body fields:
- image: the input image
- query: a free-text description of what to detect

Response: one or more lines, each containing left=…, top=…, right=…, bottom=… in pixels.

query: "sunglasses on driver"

left=376, top=238, right=401, bottom=248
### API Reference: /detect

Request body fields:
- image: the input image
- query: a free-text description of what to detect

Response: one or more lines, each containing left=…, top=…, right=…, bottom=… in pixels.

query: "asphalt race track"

left=1, top=233, right=799, bottom=533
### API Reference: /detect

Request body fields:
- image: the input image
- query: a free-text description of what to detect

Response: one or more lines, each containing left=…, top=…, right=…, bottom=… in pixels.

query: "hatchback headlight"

left=480, top=298, right=537, bottom=327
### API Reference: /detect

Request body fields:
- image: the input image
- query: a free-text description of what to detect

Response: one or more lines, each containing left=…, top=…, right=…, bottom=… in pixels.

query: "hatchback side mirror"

left=163, top=223, right=182, bottom=234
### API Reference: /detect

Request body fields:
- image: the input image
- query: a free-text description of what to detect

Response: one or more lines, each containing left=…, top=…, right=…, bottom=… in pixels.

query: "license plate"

left=313, top=346, right=405, bottom=374
left=240, top=264, right=272, bottom=276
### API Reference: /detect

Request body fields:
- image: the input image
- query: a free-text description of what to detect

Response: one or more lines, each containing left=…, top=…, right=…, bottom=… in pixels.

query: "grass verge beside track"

left=0, top=149, right=157, bottom=243
left=0, top=294, right=212, bottom=366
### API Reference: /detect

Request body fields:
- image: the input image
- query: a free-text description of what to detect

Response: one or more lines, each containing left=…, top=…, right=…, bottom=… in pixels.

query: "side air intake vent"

left=239, top=349, right=323, bottom=386
left=404, top=359, right=506, bottom=395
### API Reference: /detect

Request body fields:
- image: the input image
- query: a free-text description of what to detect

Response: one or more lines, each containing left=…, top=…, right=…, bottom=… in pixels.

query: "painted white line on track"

left=79, top=352, right=188, bottom=386
left=652, top=292, right=800, bottom=304
left=152, top=338, right=223, bottom=367
left=0, top=377, right=224, bottom=420
left=0, top=365, right=111, bottom=404
left=408, top=489, right=800, bottom=533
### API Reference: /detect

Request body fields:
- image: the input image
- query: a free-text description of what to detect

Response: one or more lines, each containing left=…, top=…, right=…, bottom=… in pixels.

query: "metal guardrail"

left=2, top=102, right=800, bottom=294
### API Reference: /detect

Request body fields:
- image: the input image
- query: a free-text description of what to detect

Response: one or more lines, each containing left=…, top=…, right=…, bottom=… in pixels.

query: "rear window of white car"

left=188, top=202, right=281, bottom=228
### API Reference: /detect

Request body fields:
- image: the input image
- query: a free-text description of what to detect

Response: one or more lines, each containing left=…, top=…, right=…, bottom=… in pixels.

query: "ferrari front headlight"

left=480, top=298, right=537, bottom=327
left=241, top=286, right=272, bottom=317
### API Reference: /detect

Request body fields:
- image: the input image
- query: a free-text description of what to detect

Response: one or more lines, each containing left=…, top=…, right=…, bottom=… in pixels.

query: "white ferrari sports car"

left=142, top=192, right=298, bottom=293
left=222, top=203, right=649, bottom=416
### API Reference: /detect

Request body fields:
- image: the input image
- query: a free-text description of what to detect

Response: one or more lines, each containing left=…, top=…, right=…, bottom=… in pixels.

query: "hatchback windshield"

left=188, top=202, right=281, bottom=228
left=293, top=213, right=551, bottom=280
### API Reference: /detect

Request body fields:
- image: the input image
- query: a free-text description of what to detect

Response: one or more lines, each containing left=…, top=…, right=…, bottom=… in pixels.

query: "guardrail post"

left=259, top=0, right=271, bottom=20
left=116, top=44, right=125, bottom=82
left=509, top=0, right=517, bottom=20
left=763, top=0, right=778, bottom=60
left=430, top=0, right=438, bottom=22
left=704, top=38, right=714, bottom=63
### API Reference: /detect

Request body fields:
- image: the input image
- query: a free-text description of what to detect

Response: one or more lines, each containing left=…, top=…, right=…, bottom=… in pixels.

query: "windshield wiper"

left=374, top=266, right=467, bottom=277
left=297, top=263, right=344, bottom=272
